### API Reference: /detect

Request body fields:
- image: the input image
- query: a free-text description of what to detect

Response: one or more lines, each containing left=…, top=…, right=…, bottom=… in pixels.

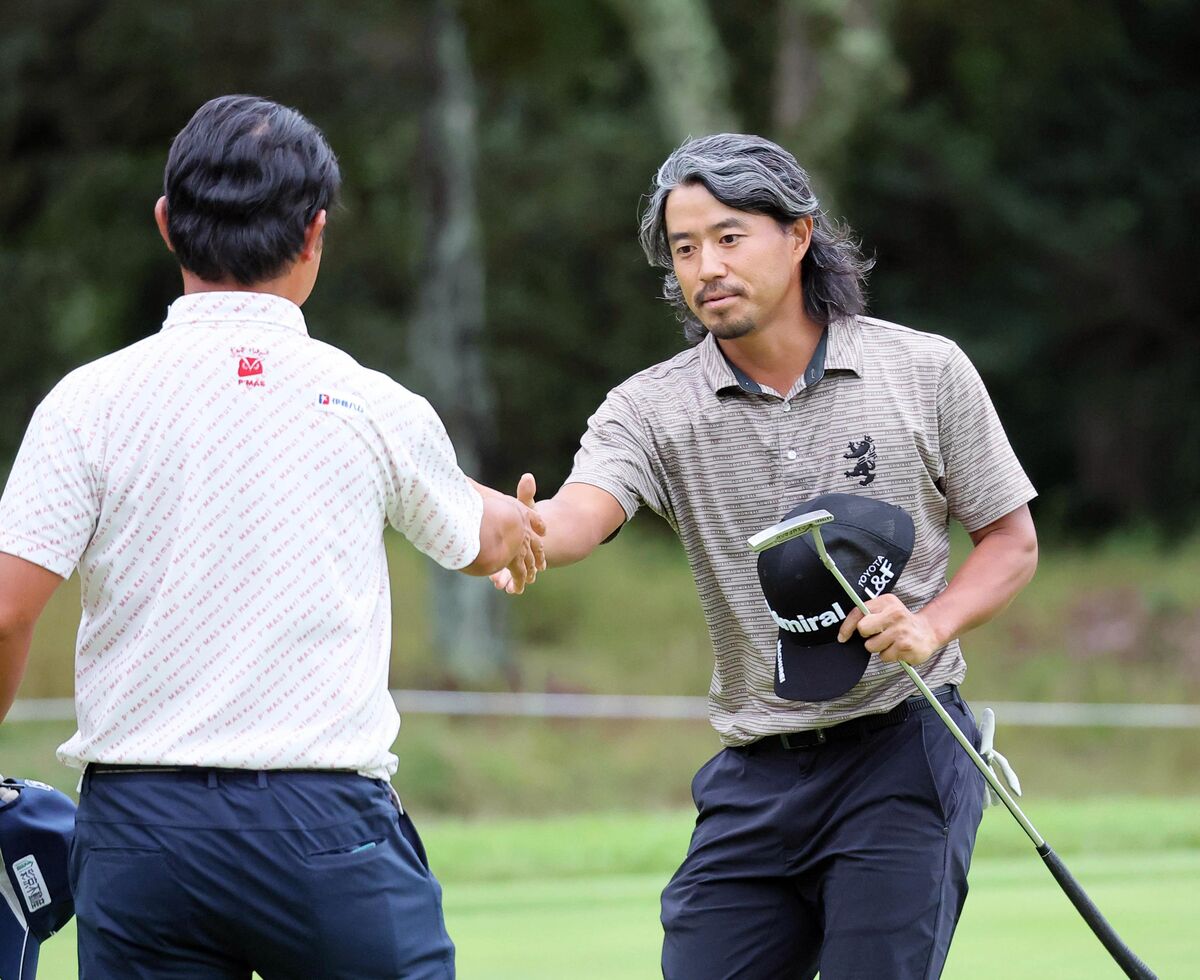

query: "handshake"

left=470, top=471, right=622, bottom=595
left=472, top=472, right=546, bottom=595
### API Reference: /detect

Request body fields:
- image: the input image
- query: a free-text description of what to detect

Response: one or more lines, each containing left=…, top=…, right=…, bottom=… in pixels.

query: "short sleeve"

left=563, top=386, right=668, bottom=523
left=937, top=344, right=1037, bottom=532
left=379, top=394, right=482, bottom=570
left=0, top=396, right=98, bottom=577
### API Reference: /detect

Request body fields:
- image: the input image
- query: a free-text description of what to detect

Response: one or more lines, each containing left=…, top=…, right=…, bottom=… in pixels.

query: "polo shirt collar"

left=700, top=316, right=862, bottom=396
left=824, top=315, right=864, bottom=375
left=162, top=292, right=309, bottom=336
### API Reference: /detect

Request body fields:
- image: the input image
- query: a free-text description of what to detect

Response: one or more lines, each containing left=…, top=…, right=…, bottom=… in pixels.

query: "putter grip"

left=1037, top=844, right=1157, bottom=979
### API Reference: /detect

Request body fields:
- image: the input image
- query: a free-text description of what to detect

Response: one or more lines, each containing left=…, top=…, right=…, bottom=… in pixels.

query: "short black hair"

left=163, top=95, right=341, bottom=285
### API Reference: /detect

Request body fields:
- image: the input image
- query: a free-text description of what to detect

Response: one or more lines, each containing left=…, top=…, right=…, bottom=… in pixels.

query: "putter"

left=750, top=510, right=1157, bottom=980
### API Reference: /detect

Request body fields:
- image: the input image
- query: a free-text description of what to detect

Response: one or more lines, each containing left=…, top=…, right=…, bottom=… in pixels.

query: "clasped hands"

left=499, top=472, right=545, bottom=595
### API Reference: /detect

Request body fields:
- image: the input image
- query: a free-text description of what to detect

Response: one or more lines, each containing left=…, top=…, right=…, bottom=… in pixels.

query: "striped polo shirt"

left=0, top=292, right=482, bottom=778
left=566, top=314, right=1036, bottom=743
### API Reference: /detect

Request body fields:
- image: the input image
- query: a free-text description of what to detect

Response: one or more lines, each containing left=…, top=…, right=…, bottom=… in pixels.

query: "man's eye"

left=675, top=245, right=694, bottom=257
left=720, top=234, right=740, bottom=245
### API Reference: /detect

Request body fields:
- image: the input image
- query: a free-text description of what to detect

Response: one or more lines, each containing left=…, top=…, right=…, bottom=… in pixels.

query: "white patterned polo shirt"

left=0, top=292, right=482, bottom=778
left=566, top=315, right=1036, bottom=744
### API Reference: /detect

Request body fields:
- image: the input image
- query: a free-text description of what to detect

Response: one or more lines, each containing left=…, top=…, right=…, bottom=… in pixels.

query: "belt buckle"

left=781, top=728, right=826, bottom=750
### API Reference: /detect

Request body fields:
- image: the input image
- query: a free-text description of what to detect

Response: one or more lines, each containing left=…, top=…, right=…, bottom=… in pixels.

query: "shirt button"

left=786, top=450, right=797, bottom=461
left=782, top=401, right=792, bottom=413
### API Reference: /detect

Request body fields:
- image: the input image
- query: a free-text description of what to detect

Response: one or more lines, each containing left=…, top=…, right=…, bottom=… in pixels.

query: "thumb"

left=517, top=472, right=537, bottom=507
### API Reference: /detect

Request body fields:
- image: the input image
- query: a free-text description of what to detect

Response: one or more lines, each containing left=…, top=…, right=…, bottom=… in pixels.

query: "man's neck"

left=179, top=270, right=310, bottom=307
left=717, top=314, right=825, bottom=395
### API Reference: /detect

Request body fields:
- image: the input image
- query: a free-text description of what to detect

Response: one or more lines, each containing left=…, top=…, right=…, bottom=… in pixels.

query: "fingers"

left=839, top=595, right=936, bottom=665
left=526, top=508, right=547, bottom=538
left=837, top=607, right=864, bottom=643
left=497, top=478, right=547, bottom=596
left=522, top=536, right=537, bottom=582
left=517, top=472, right=537, bottom=508
left=530, top=529, right=547, bottom=571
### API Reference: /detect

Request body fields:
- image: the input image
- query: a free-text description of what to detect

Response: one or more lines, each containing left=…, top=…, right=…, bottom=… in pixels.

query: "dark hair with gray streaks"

left=637, top=133, right=873, bottom=345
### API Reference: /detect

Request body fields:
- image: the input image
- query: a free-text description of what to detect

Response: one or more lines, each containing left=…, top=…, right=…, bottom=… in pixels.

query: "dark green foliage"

left=843, top=0, right=1200, bottom=532
left=1, top=0, right=1194, bottom=528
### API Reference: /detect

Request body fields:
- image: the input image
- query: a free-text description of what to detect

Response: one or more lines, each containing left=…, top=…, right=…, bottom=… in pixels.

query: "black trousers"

left=73, top=768, right=454, bottom=979
left=661, top=690, right=985, bottom=980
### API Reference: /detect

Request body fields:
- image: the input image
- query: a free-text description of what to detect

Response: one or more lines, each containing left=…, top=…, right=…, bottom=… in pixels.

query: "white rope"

left=8, top=693, right=1199, bottom=727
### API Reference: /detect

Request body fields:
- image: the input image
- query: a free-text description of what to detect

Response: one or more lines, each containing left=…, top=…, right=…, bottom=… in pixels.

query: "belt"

left=86, top=764, right=356, bottom=775
left=746, top=685, right=960, bottom=752
left=83, top=764, right=360, bottom=791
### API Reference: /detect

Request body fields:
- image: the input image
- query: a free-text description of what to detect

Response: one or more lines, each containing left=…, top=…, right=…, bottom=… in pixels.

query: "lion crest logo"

left=843, top=435, right=877, bottom=487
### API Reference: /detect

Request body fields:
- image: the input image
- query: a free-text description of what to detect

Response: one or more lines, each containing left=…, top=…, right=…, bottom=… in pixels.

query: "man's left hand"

left=837, top=594, right=940, bottom=665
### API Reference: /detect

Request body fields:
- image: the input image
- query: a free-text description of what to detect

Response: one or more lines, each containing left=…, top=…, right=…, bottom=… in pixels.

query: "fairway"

left=449, top=853, right=1195, bottom=978
left=30, top=802, right=1199, bottom=978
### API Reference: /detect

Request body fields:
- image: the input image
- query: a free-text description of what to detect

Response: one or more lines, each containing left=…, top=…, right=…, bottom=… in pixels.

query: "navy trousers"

left=71, top=768, right=454, bottom=979
left=661, top=690, right=984, bottom=980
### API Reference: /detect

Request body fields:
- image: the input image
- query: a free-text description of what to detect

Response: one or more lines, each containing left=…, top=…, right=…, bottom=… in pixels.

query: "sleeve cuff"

left=0, top=531, right=76, bottom=578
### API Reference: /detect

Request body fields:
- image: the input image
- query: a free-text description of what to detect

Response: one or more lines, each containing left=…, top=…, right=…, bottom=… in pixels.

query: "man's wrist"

left=915, top=606, right=953, bottom=652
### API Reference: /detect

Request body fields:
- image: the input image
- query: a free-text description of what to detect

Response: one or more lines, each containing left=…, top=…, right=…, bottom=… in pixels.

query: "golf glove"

left=978, top=707, right=1022, bottom=809
left=0, top=774, right=16, bottom=805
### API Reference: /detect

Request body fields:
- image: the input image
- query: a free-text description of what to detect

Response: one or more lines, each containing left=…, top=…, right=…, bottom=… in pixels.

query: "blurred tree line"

left=1, top=0, right=1196, bottom=524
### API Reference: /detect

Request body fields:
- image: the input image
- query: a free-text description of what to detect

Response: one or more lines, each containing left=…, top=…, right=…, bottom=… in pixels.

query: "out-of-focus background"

left=2, top=1, right=1198, bottom=976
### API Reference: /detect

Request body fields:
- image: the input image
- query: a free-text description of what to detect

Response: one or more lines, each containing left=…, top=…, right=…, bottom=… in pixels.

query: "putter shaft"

left=807, top=524, right=1157, bottom=980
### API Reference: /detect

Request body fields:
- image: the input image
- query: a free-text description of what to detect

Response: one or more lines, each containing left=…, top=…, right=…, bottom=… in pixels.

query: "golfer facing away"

left=494, top=134, right=1038, bottom=979
left=0, top=95, right=544, bottom=978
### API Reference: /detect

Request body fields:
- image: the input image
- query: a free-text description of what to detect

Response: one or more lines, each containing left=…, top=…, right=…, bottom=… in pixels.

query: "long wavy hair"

left=638, top=134, right=873, bottom=344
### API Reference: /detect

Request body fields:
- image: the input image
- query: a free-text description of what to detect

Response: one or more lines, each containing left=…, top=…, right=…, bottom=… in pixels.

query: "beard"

left=704, top=312, right=757, bottom=340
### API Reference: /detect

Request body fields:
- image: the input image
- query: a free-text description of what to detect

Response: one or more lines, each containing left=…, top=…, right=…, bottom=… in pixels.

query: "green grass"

left=22, top=524, right=1200, bottom=704
left=8, top=714, right=1200, bottom=819
left=12, top=525, right=1200, bottom=974
left=14, top=524, right=1200, bottom=814
left=29, top=799, right=1200, bottom=979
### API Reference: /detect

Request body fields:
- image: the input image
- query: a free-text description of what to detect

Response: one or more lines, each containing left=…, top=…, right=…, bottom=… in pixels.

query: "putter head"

left=747, top=509, right=834, bottom=553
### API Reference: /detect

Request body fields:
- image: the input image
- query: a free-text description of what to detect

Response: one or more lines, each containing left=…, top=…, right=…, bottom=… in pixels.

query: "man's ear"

left=154, top=197, right=174, bottom=252
left=791, top=216, right=813, bottom=264
left=300, top=209, right=327, bottom=262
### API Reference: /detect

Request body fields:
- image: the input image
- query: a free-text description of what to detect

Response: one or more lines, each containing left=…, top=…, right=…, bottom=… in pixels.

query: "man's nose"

left=698, top=245, right=727, bottom=281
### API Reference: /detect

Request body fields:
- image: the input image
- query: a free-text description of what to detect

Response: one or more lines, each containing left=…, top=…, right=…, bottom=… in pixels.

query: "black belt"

left=746, top=685, right=960, bottom=752
left=84, top=764, right=359, bottom=784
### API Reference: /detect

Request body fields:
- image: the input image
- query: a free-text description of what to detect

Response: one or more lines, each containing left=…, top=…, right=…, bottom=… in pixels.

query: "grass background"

left=7, top=522, right=1200, bottom=976
left=26, top=800, right=1200, bottom=978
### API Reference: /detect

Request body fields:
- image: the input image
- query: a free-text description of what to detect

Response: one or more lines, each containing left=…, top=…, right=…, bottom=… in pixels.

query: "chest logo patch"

left=232, top=347, right=269, bottom=388
left=843, top=435, right=877, bottom=486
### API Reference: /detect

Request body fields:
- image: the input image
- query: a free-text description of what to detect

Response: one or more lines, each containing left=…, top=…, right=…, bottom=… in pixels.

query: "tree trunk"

left=772, top=0, right=902, bottom=198
left=606, top=0, right=738, bottom=141
left=410, top=0, right=510, bottom=685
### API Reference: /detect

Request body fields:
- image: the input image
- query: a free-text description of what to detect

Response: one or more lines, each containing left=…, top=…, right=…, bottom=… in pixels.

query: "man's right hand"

left=495, top=473, right=545, bottom=594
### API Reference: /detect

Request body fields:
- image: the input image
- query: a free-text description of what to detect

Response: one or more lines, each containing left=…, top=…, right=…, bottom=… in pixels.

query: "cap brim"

left=0, top=899, right=40, bottom=980
left=774, top=633, right=870, bottom=702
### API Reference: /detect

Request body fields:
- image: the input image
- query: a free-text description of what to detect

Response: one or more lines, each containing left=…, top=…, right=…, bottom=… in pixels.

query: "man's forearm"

left=535, top=485, right=627, bottom=568
left=0, top=553, right=64, bottom=721
left=918, top=506, right=1038, bottom=649
left=0, top=624, right=35, bottom=722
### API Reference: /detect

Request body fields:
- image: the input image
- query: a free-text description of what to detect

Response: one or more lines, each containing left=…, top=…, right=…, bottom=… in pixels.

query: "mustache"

left=695, top=282, right=744, bottom=306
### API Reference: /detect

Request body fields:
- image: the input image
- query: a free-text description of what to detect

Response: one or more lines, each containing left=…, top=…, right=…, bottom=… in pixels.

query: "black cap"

left=755, top=493, right=915, bottom=702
